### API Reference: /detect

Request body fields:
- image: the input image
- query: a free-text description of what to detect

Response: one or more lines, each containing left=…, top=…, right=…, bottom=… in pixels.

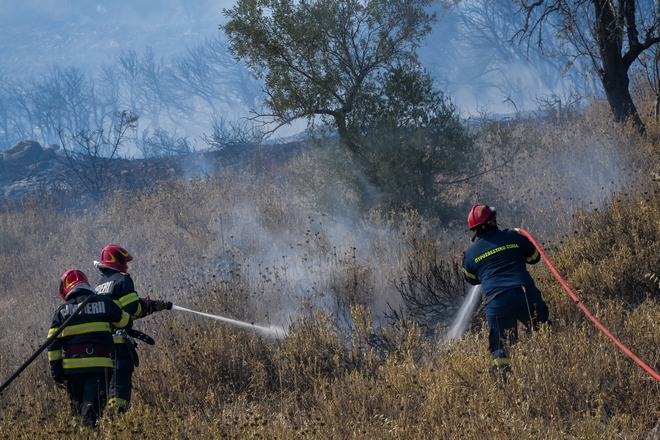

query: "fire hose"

left=0, top=292, right=97, bottom=394
left=517, top=228, right=660, bottom=382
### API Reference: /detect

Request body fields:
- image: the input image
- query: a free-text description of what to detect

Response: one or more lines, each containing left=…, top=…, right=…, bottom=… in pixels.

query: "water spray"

left=445, top=285, right=481, bottom=342
left=171, top=304, right=286, bottom=339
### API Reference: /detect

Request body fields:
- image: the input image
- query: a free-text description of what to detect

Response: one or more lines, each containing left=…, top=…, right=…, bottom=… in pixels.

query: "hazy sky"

left=0, top=1, right=230, bottom=76
left=0, top=1, right=588, bottom=119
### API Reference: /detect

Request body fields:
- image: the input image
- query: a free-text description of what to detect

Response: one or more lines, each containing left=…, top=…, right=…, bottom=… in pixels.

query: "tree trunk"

left=600, top=67, right=643, bottom=128
left=593, top=0, right=645, bottom=131
left=334, top=112, right=360, bottom=155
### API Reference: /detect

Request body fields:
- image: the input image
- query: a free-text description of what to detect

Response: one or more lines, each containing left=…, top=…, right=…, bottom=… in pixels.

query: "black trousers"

left=109, top=344, right=136, bottom=412
left=65, top=370, right=110, bottom=427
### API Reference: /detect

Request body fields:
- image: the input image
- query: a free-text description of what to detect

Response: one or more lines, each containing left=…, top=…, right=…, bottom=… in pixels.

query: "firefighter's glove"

left=153, top=300, right=169, bottom=312
left=145, top=296, right=171, bottom=315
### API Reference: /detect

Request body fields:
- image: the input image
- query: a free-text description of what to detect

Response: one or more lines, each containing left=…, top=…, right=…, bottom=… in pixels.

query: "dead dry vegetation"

left=2, top=96, right=660, bottom=439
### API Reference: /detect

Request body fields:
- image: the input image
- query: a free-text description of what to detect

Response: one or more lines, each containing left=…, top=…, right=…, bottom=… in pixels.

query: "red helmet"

left=467, top=204, right=496, bottom=230
left=99, top=244, right=133, bottom=272
left=59, top=269, right=91, bottom=300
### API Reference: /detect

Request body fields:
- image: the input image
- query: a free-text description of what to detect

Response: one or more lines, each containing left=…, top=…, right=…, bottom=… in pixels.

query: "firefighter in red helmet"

left=462, top=205, right=550, bottom=379
left=48, top=269, right=131, bottom=432
left=94, top=244, right=170, bottom=415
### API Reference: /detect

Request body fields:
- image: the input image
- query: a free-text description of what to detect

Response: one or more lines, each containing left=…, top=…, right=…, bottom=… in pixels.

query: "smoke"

left=422, top=0, right=597, bottom=117
left=155, top=155, right=416, bottom=334
left=1, top=0, right=642, bottom=340
left=0, top=1, right=231, bottom=78
left=1, top=0, right=599, bottom=123
left=210, top=201, right=391, bottom=326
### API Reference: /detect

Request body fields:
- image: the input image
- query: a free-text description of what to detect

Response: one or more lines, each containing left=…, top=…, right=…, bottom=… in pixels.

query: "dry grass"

left=2, top=93, right=660, bottom=439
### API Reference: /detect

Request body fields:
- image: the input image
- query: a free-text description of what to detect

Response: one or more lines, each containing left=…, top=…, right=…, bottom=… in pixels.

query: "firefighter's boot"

left=491, top=356, right=511, bottom=384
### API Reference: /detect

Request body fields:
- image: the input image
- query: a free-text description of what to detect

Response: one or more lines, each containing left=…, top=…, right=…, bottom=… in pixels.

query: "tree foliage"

left=346, top=67, right=474, bottom=213
left=222, top=0, right=476, bottom=214
left=221, top=0, right=437, bottom=151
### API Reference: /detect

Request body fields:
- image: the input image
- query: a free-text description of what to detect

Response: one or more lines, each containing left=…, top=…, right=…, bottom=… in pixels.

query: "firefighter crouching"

left=94, top=244, right=170, bottom=415
left=461, top=205, right=551, bottom=379
left=48, top=269, right=131, bottom=431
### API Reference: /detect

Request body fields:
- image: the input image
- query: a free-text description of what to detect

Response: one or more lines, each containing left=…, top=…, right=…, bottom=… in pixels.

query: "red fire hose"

left=517, top=228, right=660, bottom=382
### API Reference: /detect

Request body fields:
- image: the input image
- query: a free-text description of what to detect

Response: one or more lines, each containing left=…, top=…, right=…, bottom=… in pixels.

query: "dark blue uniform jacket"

left=462, top=229, right=541, bottom=301
left=48, top=290, right=130, bottom=379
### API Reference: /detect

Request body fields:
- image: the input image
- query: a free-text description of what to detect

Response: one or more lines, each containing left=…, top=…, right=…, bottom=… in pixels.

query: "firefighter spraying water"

left=94, top=244, right=171, bottom=415
left=461, top=204, right=551, bottom=379
left=6, top=208, right=660, bottom=440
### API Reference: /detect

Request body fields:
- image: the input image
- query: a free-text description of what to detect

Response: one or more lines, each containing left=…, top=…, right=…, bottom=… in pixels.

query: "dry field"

left=1, top=94, right=660, bottom=439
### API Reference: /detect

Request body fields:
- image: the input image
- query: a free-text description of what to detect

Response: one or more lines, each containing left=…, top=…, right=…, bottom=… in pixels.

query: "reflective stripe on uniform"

left=526, top=249, right=539, bottom=263
left=112, top=334, right=135, bottom=344
left=62, top=356, right=112, bottom=369
left=49, top=322, right=111, bottom=338
left=48, top=349, right=62, bottom=362
left=108, top=397, right=128, bottom=408
left=492, top=357, right=510, bottom=367
left=118, top=292, right=141, bottom=309
left=462, top=267, right=477, bottom=280
left=112, top=311, right=131, bottom=329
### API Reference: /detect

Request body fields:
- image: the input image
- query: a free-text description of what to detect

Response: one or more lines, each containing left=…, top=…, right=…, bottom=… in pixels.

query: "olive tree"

left=221, top=0, right=438, bottom=152
left=221, top=0, right=476, bottom=214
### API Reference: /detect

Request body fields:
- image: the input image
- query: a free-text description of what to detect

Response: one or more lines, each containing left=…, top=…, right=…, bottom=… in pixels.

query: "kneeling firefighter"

left=461, top=205, right=551, bottom=378
left=94, top=244, right=171, bottom=414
